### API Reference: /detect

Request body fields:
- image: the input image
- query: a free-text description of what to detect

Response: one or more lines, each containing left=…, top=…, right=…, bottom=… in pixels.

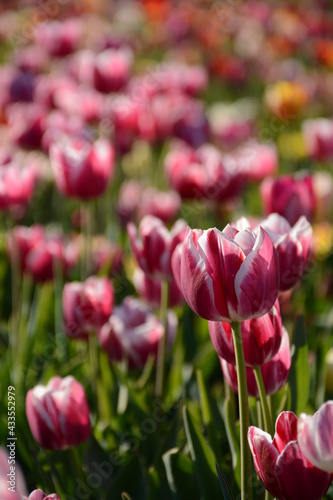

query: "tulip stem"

left=155, top=280, right=169, bottom=399
left=253, top=366, right=273, bottom=436
left=231, top=322, right=252, bottom=500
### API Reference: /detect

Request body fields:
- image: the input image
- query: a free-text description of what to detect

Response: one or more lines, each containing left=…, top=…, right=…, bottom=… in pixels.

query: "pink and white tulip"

left=127, top=216, right=187, bottom=281
left=26, top=376, right=91, bottom=450
left=180, top=223, right=280, bottom=322
left=209, top=299, right=282, bottom=366
left=298, top=400, right=333, bottom=473
left=63, top=277, right=114, bottom=340
left=248, top=412, right=332, bottom=500
left=98, top=297, right=177, bottom=369
left=50, top=134, right=114, bottom=200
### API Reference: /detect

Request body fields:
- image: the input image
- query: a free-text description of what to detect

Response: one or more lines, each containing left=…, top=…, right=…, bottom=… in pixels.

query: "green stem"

left=155, top=280, right=169, bottom=399
left=231, top=322, right=252, bottom=500
left=81, top=202, right=93, bottom=279
left=253, top=366, right=273, bottom=436
left=89, top=334, right=99, bottom=420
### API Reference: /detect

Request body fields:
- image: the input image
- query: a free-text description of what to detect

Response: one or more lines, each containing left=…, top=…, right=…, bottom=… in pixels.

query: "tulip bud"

left=26, top=376, right=91, bottom=450
left=248, top=412, right=332, bottom=500
left=127, top=216, right=187, bottom=281
left=98, top=296, right=177, bottom=369
left=63, top=277, right=114, bottom=340
left=209, top=299, right=282, bottom=366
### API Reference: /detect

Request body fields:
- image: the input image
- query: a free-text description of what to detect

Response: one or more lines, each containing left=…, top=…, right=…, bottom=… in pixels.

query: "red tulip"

left=180, top=224, right=279, bottom=322
left=41, top=111, right=85, bottom=153
left=93, top=48, right=133, bottom=93
left=257, top=213, right=313, bottom=291
left=248, top=412, right=332, bottom=500
left=231, top=140, right=279, bottom=182
left=298, top=400, right=333, bottom=473
left=302, top=118, right=333, bottom=161
left=221, top=327, right=291, bottom=396
left=209, top=299, right=282, bottom=367
left=127, top=215, right=187, bottom=280
left=54, top=85, right=104, bottom=123
left=24, top=490, right=60, bottom=500
left=26, top=376, right=91, bottom=450
left=63, top=277, right=114, bottom=340
left=98, top=296, right=177, bottom=369
left=137, top=188, right=181, bottom=223
left=260, top=173, right=316, bottom=226
left=50, top=134, right=114, bottom=200
left=133, top=267, right=183, bottom=308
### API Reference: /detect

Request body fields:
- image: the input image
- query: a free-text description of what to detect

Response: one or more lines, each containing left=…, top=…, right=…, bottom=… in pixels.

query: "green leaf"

left=182, top=406, right=222, bottom=500
left=222, top=398, right=241, bottom=489
left=162, top=448, right=200, bottom=500
left=216, top=462, right=234, bottom=500
left=289, top=315, right=310, bottom=415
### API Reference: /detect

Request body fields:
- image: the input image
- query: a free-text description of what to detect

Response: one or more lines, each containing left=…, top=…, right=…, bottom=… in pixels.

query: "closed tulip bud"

left=34, top=19, right=82, bottom=57
left=26, top=376, right=91, bottom=450
left=209, top=299, right=282, bottom=367
left=25, top=490, right=60, bottom=500
left=127, top=216, right=187, bottom=281
left=180, top=223, right=279, bottom=322
left=63, top=277, right=114, bottom=340
left=93, top=48, right=133, bottom=93
left=7, top=224, right=44, bottom=273
left=24, top=230, right=79, bottom=283
left=298, top=401, right=333, bottom=473
left=50, top=134, right=114, bottom=200
left=98, top=297, right=177, bottom=369
left=256, top=213, right=313, bottom=291
left=6, top=103, right=46, bottom=149
left=260, top=173, right=315, bottom=226
left=248, top=412, right=332, bottom=500
left=0, top=162, right=36, bottom=212
left=221, top=327, right=291, bottom=397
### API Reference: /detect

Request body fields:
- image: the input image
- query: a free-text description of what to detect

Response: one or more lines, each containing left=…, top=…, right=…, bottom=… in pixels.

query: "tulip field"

left=1, top=0, right=333, bottom=499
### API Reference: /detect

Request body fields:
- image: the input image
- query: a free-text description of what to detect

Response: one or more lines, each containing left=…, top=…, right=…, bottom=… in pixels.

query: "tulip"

left=98, top=296, right=177, bottom=369
left=53, top=85, right=104, bottom=123
left=180, top=224, right=279, bottom=322
left=231, top=140, right=279, bottom=182
left=91, top=236, right=123, bottom=276
left=50, top=134, right=114, bottom=200
left=41, top=111, right=85, bottom=153
left=93, top=48, right=133, bottom=93
left=63, top=277, right=114, bottom=340
left=248, top=412, right=332, bottom=499
left=255, top=213, right=313, bottom=291
left=221, top=327, right=291, bottom=397
left=0, top=448, right=27, bottom=499
left=24, top=491, right=60, bottom=500
left=164, top=141, right=244, bottom=200
left=137, top=188, right=181, bottom=223
left=298, top=400, right=333, bottom=473
left=34, top=19, right=82, bottom=57
left=127, top=215, right=187, bottom=281
left=133, top=268, right=183, bottom=308
left=312, top=171, right=333, bottom=219
left=6, top=103, right=46, bottom=149
left=209, top=299, right=282, bottom=367
left=6, top=224, right=44, bottom=273
left=26, top=376, right=91, bottom=450
left=260, top=173, right=316, bottom=226
left=0, top=161, right=36, bottom=213
left=302, top=118, right=333, bottom=161
left=24, top=230, right=79, bottom=282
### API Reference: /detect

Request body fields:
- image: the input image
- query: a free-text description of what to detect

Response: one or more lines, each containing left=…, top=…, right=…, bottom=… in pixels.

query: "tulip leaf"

left=162, top=447, right=200, bottom=499
left=289, top=315, right=310, bottom=415
left=216, top=462, right=234, bottom=500
left=182, top=405, right=222, bottom=499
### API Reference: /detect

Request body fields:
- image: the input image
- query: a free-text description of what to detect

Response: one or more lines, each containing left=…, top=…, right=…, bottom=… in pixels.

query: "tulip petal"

left=235, top=227, right=279, bottom=320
